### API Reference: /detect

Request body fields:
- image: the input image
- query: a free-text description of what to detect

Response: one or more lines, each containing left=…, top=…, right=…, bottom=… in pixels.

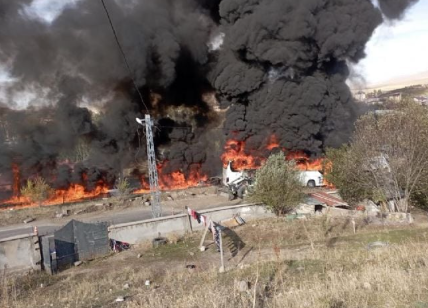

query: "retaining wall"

left=0, top=233, right=41, bottom=273
left=109, top=203, right=273, bottom=244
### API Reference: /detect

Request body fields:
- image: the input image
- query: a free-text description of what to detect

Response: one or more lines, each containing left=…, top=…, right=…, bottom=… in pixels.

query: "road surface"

left=0, top=196, right=240, bottom=240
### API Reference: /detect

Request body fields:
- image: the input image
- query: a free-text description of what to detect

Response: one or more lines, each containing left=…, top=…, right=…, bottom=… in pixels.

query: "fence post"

left=184, top=206, right=193, bottom=233
left=219, top=228, right=225, bottom=273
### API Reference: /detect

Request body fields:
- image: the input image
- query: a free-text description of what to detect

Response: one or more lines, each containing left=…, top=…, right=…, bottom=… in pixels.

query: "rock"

left=74, top=210, right=84, bottom=215
left=167, top=195, right=173, bottom=201
left=123, top=283, right=130, bottom=290
left=367, top=241, right=388, bottom=250
left=199, top=246, right=206, bottom=252
left=62, top=209, right=70, bottom=216
left=145, top=280, right=151, bottom=286
left=296, top=266, right=305, bottom=272
left=55, top=213, right=64, bottom=218
left=238, top=263, right=250, bottom=270
left=237, top=280, right=249, bottom=292
left=95, top=203, right=104, bottom=207
left=74, top=261, right=83, bottom=267
left=152, top=237, right=167, bottom=248
left=365, top=200, right=380, bottom=215
left=115, top=296, right=125, bottom=302
left=188, top=252, right=195, bottom=256
left=23, top=218, right=35, bottom=224
left=144, top=201, right=150, bottom=206
left=40, top=283, right=44, bottom=288
left=137, top=253, right=142, bottom=258
left=363, top=282, right=371, bottom=290
left=185, top=264, right=196, bottom=270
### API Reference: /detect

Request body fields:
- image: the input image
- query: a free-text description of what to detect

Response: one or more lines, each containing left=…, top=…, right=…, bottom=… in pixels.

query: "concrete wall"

left=109, top=203, right=273, bottom=244
left=0, top=233, right=41, bottom=273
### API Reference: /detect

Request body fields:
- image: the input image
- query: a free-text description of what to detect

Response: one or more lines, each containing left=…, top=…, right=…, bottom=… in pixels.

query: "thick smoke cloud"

left=211, top=0, right=418, bottom=155
left=0, top=0, right=220, bottom=190
left=0, top=0, right=419, bottom=193
left=378, top=0, right=419, bottom=19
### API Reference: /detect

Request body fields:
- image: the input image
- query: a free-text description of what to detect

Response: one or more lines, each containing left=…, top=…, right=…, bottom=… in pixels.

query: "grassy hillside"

left=2, top=217, right=428, bottom=308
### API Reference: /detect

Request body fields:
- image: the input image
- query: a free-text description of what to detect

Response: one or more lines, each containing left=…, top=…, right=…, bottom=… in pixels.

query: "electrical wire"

left=100, top=0, right=149, bottom=113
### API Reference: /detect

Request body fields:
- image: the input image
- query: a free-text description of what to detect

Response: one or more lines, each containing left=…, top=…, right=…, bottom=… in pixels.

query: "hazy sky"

left=1, top=0, right=427, bottom=91
left=353, top=0, right=428, bottom=86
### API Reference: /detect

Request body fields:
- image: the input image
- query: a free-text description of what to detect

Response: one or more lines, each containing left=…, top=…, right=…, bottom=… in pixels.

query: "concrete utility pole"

left=136, top=115, right=162, bottom=218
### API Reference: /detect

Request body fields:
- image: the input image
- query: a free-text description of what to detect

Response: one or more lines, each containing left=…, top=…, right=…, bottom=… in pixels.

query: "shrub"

left=20, top=177, right=52, bottom=206
left=250, top=152, right=304, bottom=215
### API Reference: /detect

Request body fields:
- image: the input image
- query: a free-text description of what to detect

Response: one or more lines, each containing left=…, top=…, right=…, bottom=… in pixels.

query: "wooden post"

left=185, top=206, right=193, bottom=233
left=199, top=218, right=211, bottom=250
left=219, top=228, right=225, bottom=273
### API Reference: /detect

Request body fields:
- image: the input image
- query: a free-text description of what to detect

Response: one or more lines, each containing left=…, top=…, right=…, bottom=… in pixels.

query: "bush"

left=325, top=102, right=428, bottom=212
left=20, top=177, right=52, bottom=206
left=114, top=177, right=131, bottom=203
left=250, top=152, right=304, bottom=215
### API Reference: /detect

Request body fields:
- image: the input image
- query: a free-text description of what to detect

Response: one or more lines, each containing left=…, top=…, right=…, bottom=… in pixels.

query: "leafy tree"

left=326, top=102, right=428, bottom=212
left=20, top=177, right=52, bottom=207
left=250, top=152, right=304, bottom=215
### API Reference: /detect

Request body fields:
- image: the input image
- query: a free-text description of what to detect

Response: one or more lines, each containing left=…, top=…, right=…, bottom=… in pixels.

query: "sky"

left=352, top=0, right=428, bottom=86
left=1, top=0, right=427, bottom=102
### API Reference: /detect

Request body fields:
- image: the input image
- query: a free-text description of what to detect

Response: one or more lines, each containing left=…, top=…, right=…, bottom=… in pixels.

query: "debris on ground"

left=123, top=283, right=130, bottom=290
left=110, top=239, right=131, bottom=252
left=74, top=261, right=83, bottom=267
left=185, top=264, right=196, bottom=272
left=367, top=241, right=389, bottom=250
left=221, top=215, right=245, bottom=228
left=237, top=280, right=249, bottom=292
left=115, top=296, right=125, bottom=302
left=152, top=237, right=167, bottom=248
left=23, top=217, right=35, bottom=224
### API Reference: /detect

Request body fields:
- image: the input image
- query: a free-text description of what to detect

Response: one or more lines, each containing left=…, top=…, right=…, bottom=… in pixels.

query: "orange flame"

left=134, top=163, right=208, bottom=193
left=221, top=135, right=332, bottom=184
left=286, top=151, right=323, bottom=171
left=221, top=135, right=283, bottom=171
left=2, top=169, right=109, bottom=209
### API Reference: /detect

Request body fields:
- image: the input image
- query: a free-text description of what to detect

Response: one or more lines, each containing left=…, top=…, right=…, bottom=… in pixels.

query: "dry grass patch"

left=2, top=217, right=428, bottom=307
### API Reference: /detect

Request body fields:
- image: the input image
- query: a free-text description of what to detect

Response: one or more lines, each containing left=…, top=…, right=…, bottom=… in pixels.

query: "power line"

left=100, top=0, right=149, bottom=113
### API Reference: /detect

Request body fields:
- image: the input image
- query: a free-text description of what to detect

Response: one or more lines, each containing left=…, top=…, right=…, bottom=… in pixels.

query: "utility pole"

left=136, top=115, right=162, bottom=218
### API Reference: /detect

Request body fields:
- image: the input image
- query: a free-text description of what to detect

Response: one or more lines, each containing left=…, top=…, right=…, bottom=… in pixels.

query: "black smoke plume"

left=211, top=0, right=418, bottom=155
left=0, top=0, right=419, bottom=196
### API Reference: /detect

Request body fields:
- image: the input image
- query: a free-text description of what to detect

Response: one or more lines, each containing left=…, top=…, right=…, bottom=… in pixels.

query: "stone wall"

left=108, top=203, right=273, bottom=244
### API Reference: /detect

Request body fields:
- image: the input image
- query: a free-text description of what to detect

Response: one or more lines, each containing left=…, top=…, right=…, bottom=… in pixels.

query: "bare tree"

left=20, top=177, right=52, bottom=207
left=250, top=152, right=304, bottom=215
left=327, top=102, right=428, bottom=212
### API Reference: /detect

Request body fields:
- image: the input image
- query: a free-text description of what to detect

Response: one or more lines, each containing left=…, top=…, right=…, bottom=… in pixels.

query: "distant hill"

left=365, top=71, right=428, bottom=92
